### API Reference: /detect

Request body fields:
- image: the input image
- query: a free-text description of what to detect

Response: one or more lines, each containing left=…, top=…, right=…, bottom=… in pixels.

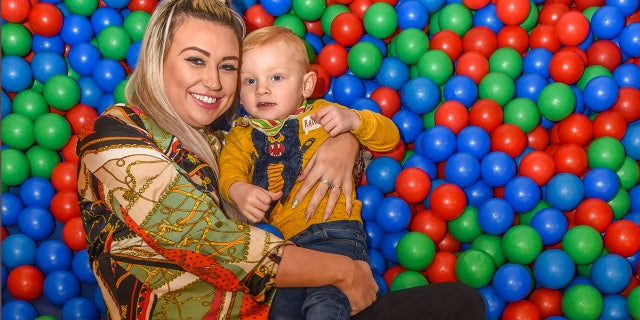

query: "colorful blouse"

left=77, top=104, right=286, bottom=319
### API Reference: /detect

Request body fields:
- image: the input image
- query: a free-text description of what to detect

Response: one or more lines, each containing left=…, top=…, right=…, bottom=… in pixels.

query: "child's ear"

left=302, top=71, right=317, bottom=98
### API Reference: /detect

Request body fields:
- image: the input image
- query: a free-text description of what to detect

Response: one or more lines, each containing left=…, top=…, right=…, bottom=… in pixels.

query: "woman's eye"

left=221, top=64, right=238, bottom=72
left=185, top=57, right=205, bottom=66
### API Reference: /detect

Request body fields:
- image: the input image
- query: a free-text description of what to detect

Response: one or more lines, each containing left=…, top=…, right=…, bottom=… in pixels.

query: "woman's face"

left=163, top=18, right=240, bottom=128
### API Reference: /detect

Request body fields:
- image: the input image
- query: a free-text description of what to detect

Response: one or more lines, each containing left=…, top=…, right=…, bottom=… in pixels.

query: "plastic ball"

left=477, top=197, right=514, bottom=235
left=478, top=285, right=506, bottom=320
left=442, top=75, right=478, bottom=108
left=438, top=3, right=473, bottom=37
left=332, top=74, right=365, bottom=106
left=63, top=216, right=88, bottom=251
left=464, top=179, right=493, bottom=208
left=255, top=223, right=283, bottom=239
left=562, top=225, right=604, bottom=265
left=68, top=42, right=101, bottom=77
left=456, top=51, right=490, bottom=85
left=556, top=113, right=593, bottom=146
left=92, top=58, right=127, bottom=93
left=2, top=0, right=31, bottom=23
left=611, top=87, right=640, bottom=123
left=480, top=151, right=516, bottom=187
left=365, top=156, right=402, bottom=194
left=617, top=157, right=640, bottom=190
left=504, top=176, right=541, bottom=213
left=2, top=192, right=24, bottom=227
left=515, top=73, right=548, bottom=104
left=444, top=152, right=481, bottom=188
left=1, top=149, right=31, bottom=186
left=503, top=97, right=540, bottom=134
left=60, top=14, right=94, bottom=46
left=7, top=265, right=44, bottom=301
left=128, top=0, right=159, bottom=14
left=370, top=86, right=401, bottom=118
left=396, top=0, right=428, bottom=30
left=2, top=23, right=33, bottom=57
left=36, top=239, right=74, bottom=274
left=523, top=47, right=552, bottom=78
left=317, top=43, right=349, bottom=78
left=455, top=126, right=490, bottom=160
left=428, top=183, right=467, bottom=221
left=375, top=196, right=411, bottom=233
left=549, top=49, right=586, bottom=85
left=397, top=231, right=436, bottom=271
left=490, top=123, right=527, bottom=158
left=619, top=22, right=640, bottom=58
left=419, top=126, right=456, bottom=162
left=612, top=63, right=640, bottom=90
left=25, top=145, right=61, bottom=179
left=43, top=270, right=82, bottom=306
left=18, top=206, right=55, bottom=241
left=603, top=219, right=640, bottom=257
left=390, top=270, right=428, bottom=291
left=553, top=143, right=589, bottom=176
left=19, top=176, right=55, bottom=208
left=492, top=263, right=533, bottom=302
left=28, top=2, right=64, bottom=37
left=590, top=253, right=633, bottom=294
left=395, top=167, right=431, bottom=203
left=530, top=207, right=568, bottom=246
left=448, top=206, right=483, bottom=243
left=417, top=50, right=454, bottom=86
left=380, top=230, right=406, bottom=263
left=584, top=76, right=620, bottom=113
left=244, top=4, right=275, bottom=31
left=61, top=297, right=101, bottom=320
left=1, top=300, right=38, bottom=320
left=357, top=185, right=385, bottom=221
left=562, top=284, right=604, bottom=320
left=410, top=210, right=447, bottom=243
left=91, top=6, right=124, bottom=35
left=582, top=167, right=620, bottom=201
left=544, top=173, right=585, bottom=212
left=518, top=150, right=555, bottom=186
left=394, top=28, right=430, bottom=65
left=348, top=41, right=382, bottom=79
left=600, top=294, right=632, bottom=320
left=537, top=82, right=576, bottom=121
left=469, top=99, right=503, bottom=133
left=424, top=251, right=458, bottom=283
left=434, top=100, right=469, bottom=134
left=2, top=56, right=34, bottom=92
left=97, top=26, right=133, bottom=61
left=261, top=0, right=292, bottom=16
left=533, top=249, right=575, bottom=289
left=495, top=0, right=530, bottom=25
left=1, top=113, right=35, bottom=150
left=497, top=25, right=529, bottom=55
left=31, top=34, right=65, bottom=54
left=478, top=72, right=515, bottom=107
left=400, top=77, right=440, bottom=115
left=363, top=2, right=398, bottom=39
left=123, top=10, right=150, bottom=43
left=72, top=249, right=96, bottom=284
left=33, top=112, right=72, bottom=151
left=529, top=287, right=563, bottom=319
left=587, top=136, right=626, bottom=171
left=455, top=249, right=496, bottom=288
left=1, top=233, right=38, bottom=268
left=330, top=12, right=363, bottom=47
left=43, top=75, right=81, bottom=111
left=365, top=222, right=384, bottom=251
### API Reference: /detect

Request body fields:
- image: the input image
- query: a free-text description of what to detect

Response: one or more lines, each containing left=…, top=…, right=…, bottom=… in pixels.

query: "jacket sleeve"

left=218, top=127, right=256, bottom=203
left=350, top=108, right=401, bottom=152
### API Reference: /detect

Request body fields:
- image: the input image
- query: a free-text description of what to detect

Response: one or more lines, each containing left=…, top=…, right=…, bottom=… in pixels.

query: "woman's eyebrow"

left=180, top=46, right=210, bottom=56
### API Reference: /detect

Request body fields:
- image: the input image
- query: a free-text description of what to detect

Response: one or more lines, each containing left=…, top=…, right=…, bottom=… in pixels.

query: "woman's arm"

left=275, top=244, right=378, bottom=315
left=293, top=132, right=360, bottom=220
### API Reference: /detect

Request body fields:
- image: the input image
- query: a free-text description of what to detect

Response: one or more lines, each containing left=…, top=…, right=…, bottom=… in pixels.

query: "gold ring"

left=331, top=185, right=341, bottom=189
left=321, top=179, right=330, bottom=185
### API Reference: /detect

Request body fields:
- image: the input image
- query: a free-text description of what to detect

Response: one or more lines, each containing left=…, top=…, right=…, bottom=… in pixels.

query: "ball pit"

left=2, top=0, right=640, bottom=318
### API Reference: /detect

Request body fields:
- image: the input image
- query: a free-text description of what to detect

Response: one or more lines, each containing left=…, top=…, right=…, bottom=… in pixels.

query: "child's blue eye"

left=272, top=75, right=282, bottom=81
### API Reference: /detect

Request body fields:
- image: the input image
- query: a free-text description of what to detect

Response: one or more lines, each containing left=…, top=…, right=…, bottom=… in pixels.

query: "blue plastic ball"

left=364, top=220, right=385, bottom=250
left=91, top=6, right=124, bottom=34
left=477, top=197, right=514, bottom=235
left=480, top=151, right=517, bottom=187
left=72, top=249, right=97, bottom=284
left=126, top=40, right=142, bottom=70
left=77, top=76, right=104, bottom=108
left=544, top=173, right=585, bottom=211
left=350, top=97, right=382, bottom=113
left=2, top=56, right=33, bottom=92
left=97, top=93, right=116, bottom=114
left=419, top=126, right=456, bottom=162
left=31, top=50, right=68, bottom=84
left=375, top=57, right=410, bottom=91
left=612, top=63, right=640, bottom=90
left=18, top=206, right=55, bottom=241
left=591, top=6, right=626, bottom=40
left=373, top=272, right=389, bottom=295
left=601, top=294, right=632, bottom=320
left=304, top=32, right=323, bottom=55
left=571, top=85, right=587, bottom=115
left=606, top=0, right=639, bottom=16
left=583, top=76, right=620, bottom=112
left=473, top=4, right=503, bottom=34
left=443, top=75, right=478, bottom=108
left=478, top=285, right=506, bottom=320
left=61, top=297, right=100, bottom=320
left=43, top=270, right=82, bottom=306
left=1, top=300, right=38, bottom=320
left=32, top=34, right=65, bottom=54
left=515, top=73, right=548, bottom=103
left=492, top=263, right=533, bottom=302
left=19, top=177, right=56, bottom=208
left=60, top=14, right=94, bottom=46
left=375, top=196, right=411, bottom=233
left=530, top=207, right=568, bottom=246
left=457, top=126, right=491, bottom=160
left=103, top=0, right=130, bottom=8
left=92, top=58, right=127, bottom=92
left=392, top=108, right=424, bottom=143
left=619, top=22, right=640, bottom=58
left=533, top=249, right=575, bottom=289
left=357, top=185, right=385, bottom=221
left=403, top=153, right=438, bottom=179
left=332, top=74, right=365, bottom=106
left=590, top=254, right=633, bottom=294
left=366, top=156, right=403, bottom=194
left=583, top=167, right=621, bottom=201
left=68, top=42, right=102, bottom=76
left=503, top=176, right=541, bottom=213
left=1, top=233, right=38, bottom=268
left=368, top=248, right=387, bottom=275
left=364, top=80, right=380, bottom=98
left=397, top=0, right=429, bottom=30
left=2, top=192, right=24, bottom=227
left=380, top=230, right=407, bottom=264
left=444, top=152, right=481, bottom=188
left=464, top=179, right=493, bottom=208
left=93, top=286, right=107, bottom=313
left=255, top=223, right=284, bottom=238
left=621, top=124, right=640, bottom=160
left=401, top=76, right=441, bottom=114
left=36, top=239, right=73, bottom=274
left=261, top=0, right=292, bottom=16
left=522, top=48, right=552, bottom=79
left=2, top=91, right=12, bottom=118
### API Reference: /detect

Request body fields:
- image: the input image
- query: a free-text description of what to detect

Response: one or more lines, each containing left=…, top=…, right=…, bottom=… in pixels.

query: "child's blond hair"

left=242, top=26, right=310, bottom=72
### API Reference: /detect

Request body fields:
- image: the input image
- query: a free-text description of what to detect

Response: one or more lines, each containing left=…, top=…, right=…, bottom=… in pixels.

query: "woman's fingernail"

left=292, top=200, right=298, bottom=208
left=305, top=213, right=310, bottom=222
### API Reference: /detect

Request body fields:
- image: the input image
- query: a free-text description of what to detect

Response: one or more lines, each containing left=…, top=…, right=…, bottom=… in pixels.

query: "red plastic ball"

left=497, top=25, right=529, bottom=55
left=552, top=143, right=588, bottom=176
left=469, top=98, right=503, bottom=133
left=436, top=231, right=462, bottom=253
left=490, top=123, right=527, bottom=158
left=28, top=2, right=64, bottom=37
left=310, top=64, right=331, bottom=99
left=348, top=0, right=372, bottom=20
left=611, top=87, right=640, bottom=123
left=395, top=168, right=432, bottom=203
left=330, top=12, right=363, bottom=47
left=574, top=198, right=613, bottom=233
left=573, top=0, right=604, bottom=10
left=51, top=190, right=82, bottom=223
left=554, top=11, right=590, bottom=47
left=2, top=0, right=31, bottom=23
left=382, top=265, right=405, bottom=288
left=423, top=251, right=458, bottom=283
left=434, top=100, right=469, bottom=135
left=318, top=43, right=349, bottom=77
left=462, top=0, right=490, bottom=9
left=556, top=113, right=593, bottom=146
left=429, top=183, right=467, bottom=221
left=538, top=1, right=570, bottom=26
left=371, top=139, right=406, bottom=162
left=7, top=265, right=44, bottom=301
left=63, top=216, right=88, bottom=251
left=305, top=19, right=324, bottom=37
left=455, top=51, right=490, bottom=85
left=430, top=30, right=463, bottom=61
left=244, top=4, right=274, bottom=32
left=518, top=150, right=555, bottom=186
left=587, top=40, right=622, bottom=72
left=495, top=0, right=531, bottom=25
left=410, top=210, right=447, bottom=243
left=128, top=0, right=158, bottom=14
left=603, top=220, right=640, bottom=257
left=61, top=134, right=79, bottom=163
left=462, top=26, right=498, bottom=58
left=592, top=110, right=627, bottom=140
left=548, top=49, right=586, bottom=85
left=529, top=25, right=562, bottom=53
left=65, top=104, right=99, bottom=135
left=501, top=300, right=540, bottom=320
left=528, top=287, right=563, bottom=319
left=526, top=124, right=550, bottom=151
left=370, top=86, right=401, bottom=119
left=51, top=161, right=78, bottom=192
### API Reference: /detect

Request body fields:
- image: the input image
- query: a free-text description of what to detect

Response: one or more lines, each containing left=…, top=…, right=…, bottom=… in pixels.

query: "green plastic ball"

left=397, top=231, right=436, bottom=271
left=519, top=200, right=549, bottom=226
left=348, top=41, right=383, bottom=79
left=12, top=90, right=50, bottom=121
left=587, top=136, right=626, bottom=171
left=2, top=23, right=33, bottom=57
left=25, top=145, right=61, bottom=179
left=428, top=10, right=441, bottom=35
left=627, top=286, right=640, bottom=319
left=363, top=2, right=398, bottom=39
left=478, top=72, right=515, bottom=106
left=608, top=188, right=630, bottom=220
left=417, top=49, right=453, bottom=86
left=562, top=225, right=603, bottom=265
left=34, top=113, right=72, bottom=150
left=437, top=3, right=473, bottom=37
left=1, top=149, right=31, bottom=186
left=64, top=0, right=99, bottom=16
left=422, top=110, right=436, bottom=129
left=501, top=225, right=543, bottom=265
left=394, top=28, right=430, bottom=65
left=617, top=157, right=640, bottom=190
left=561, top=284, right=604, bottom=320
left=274, top=14, right=306, bottom=38
left=448, top=206, right=482, bottom=243
left=97, top=26, right=132, bottom=61
left=114, top=79, right=129, bottom=104
left=519, top=1, right=539, bottom=32
left=123, top=10, right=151, bottom=42
left=35, top=316, right=58, bottom=320
left=455, top=249, right=496, bottom=288
left=43, top=75, right=81, bottom=111
left=582, top=6, right=598, bottom=22
left=489, top=47, right=523, bottom=79
left=503, top=97, right=540, bottom=133
left=1, top=113, right=35, bottom=150
left=292, top=0, right=326, bottom=21
left=321, top=4, right=350, bottom=37
left=576, top=65, right=612, bottom=91
left=537, top=82, right=576, bottom=121
left=471, top=234, right=506, bottom=268
left=390, top=270, right=428, bottom=291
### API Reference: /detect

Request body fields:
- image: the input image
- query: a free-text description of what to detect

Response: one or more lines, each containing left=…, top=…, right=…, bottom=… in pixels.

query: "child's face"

left=240, top=41, right=314, bottom=120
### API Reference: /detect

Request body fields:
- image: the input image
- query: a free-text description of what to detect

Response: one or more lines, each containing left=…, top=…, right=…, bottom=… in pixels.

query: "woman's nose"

left=203, top=72, right=221, bottom=90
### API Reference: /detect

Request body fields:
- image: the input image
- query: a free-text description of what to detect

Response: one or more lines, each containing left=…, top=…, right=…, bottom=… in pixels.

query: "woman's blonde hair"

left=126, top=0, right=246, bottom=170
left=242, top=26, right=311, bottom=72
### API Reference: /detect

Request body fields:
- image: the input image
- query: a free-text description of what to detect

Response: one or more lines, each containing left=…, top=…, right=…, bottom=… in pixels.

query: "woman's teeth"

left=193, top=93, right=217, bottom=104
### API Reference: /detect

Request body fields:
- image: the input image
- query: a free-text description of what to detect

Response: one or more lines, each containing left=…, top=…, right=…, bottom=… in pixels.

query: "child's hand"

left=228, top=182, right=282, bottom=223
left=311, top=106, right=360, bottom=137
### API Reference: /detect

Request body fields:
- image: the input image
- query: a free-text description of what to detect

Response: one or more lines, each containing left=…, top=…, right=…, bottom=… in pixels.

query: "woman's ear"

left=302, top=71, right=318, bottom=98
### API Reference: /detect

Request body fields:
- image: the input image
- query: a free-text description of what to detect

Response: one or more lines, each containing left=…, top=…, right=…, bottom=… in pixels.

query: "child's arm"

left=311, top=105, right=361, bottom=137
left=228, top=181, right=282, bottom=223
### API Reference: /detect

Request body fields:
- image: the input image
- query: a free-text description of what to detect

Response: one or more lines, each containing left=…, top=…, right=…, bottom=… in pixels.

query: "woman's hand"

left=338, top=260, right=378, bottom=315
left=293, top=132, right=359, bottom=221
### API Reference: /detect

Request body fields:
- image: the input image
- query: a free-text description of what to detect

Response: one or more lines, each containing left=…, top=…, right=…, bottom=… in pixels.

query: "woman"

left=76, top=0, right=485, bottom=319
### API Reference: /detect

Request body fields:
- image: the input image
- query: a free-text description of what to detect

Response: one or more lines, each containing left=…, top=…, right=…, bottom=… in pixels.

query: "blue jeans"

left=269, top=220, right=368, bottom=320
